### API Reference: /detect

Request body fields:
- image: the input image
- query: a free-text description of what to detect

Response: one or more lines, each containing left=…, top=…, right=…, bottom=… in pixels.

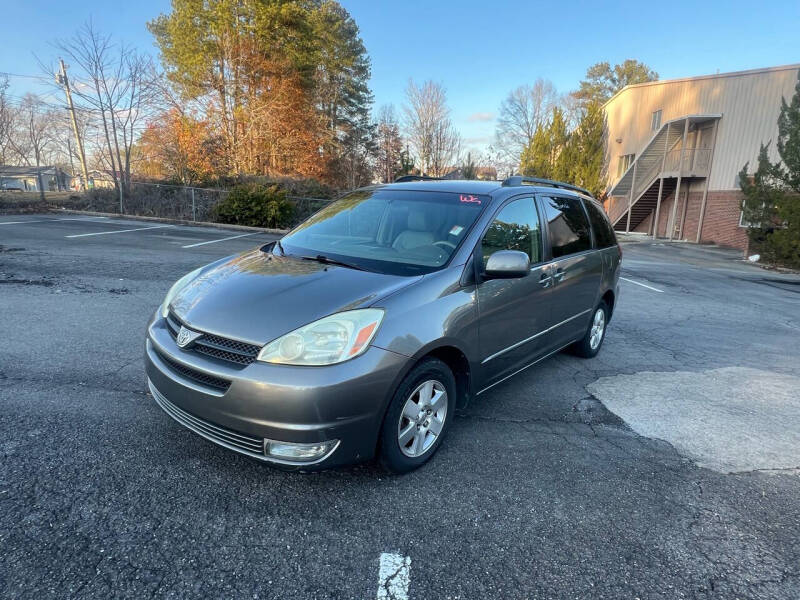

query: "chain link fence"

left=125, top=182, right=229, bottom=222
left=2, top=181, right=334, bottom=228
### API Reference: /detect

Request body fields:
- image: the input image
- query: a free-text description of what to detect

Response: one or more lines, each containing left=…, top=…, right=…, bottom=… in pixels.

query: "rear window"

left=541, top=196, right=592, bottom=258
left=280, top=189, right=488, bottom=275
left=583, top=199, right=617, bottom=249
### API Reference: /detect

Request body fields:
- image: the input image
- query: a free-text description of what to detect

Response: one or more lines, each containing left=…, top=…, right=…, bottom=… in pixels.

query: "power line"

left=2, top=94, right=71, bottom=112
left=0, top=71, right=50, bottom=81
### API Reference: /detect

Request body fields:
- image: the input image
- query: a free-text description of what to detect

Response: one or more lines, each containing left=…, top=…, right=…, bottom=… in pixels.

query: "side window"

left=617, top=153, right=634, bottom=178
left=541, top=196, right=592, bottom=258
left=583, top=199, right=617, bottom=249
left=481, top=198, right=542, bottom=265
left=651, top=109, right=662, bottom=131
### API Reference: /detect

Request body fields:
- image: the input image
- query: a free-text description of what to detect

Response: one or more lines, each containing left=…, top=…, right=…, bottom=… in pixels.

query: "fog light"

left=264, top=439, right=339, bottom=463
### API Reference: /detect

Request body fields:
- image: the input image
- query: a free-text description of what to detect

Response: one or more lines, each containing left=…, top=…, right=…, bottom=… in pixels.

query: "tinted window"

left=481, top=198, right=542, bottom=264
left=541, top=196, right=592, bottom=258
left=583, top=199, right=617, bottom=249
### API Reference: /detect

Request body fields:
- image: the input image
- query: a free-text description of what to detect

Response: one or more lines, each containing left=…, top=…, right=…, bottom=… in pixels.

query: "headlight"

left=160, top=268, right=202, bottom=318
left=257, top=309, right=384, bottom=366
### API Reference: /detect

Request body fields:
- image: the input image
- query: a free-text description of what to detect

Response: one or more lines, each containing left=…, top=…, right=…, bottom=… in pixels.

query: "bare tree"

left=48, top=21, right=156, bottom=194
left=494, top=79, right=559, bottom=164
left=483, top=144, right=517, bottom=180
left=560, top=92, right=584, bottom=131
left=7, top=94, right=59, bottom=167
left=374, top=104, right=403, bottom=182
left=429, top=118, right=461, bottom=177
left=403, top=79, right=460, bottom=176
left=0, top=75, right=15, bottom=164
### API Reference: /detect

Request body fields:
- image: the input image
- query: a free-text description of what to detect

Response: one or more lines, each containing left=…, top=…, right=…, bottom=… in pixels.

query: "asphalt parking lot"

left=1, top=214, right=799, bottom=599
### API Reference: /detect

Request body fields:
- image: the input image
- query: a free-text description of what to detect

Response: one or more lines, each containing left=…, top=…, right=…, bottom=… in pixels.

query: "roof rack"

left=393, top=175, right=443, bottom=183
left=501, top=176, right=593, bottom=197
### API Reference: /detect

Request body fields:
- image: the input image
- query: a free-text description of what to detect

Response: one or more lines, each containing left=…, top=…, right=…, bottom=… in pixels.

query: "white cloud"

left=466, top=112, right=495, bottom=123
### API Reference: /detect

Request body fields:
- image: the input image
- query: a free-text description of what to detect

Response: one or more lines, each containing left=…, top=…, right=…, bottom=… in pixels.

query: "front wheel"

left=378, top=357, right=455, bottom=474
left=570, top=301, right=609, bottom=358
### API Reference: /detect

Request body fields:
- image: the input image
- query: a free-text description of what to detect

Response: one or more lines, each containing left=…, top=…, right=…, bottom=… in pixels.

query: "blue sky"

left=2, top=0, right=799, bottom=156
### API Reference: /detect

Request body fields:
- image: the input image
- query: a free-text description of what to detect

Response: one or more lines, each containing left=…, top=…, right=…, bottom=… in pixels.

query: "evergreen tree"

left=560, top=100, right=606, bottom=197
left=461, top=152, right=477, bottom=180
left=739, top=144, right=782, bottom=233
left=549, top=108, right=570, bottom=182
left=519, top=107, right=569, bottom=179
left=740, top=72, right=800, bottom=266
left=520, top=124, right=552, bottom=178
left=574, top=60, right=658, bottom=105
left=774, top=73, right=800, bottom=193
left=398, top=146, right=414, bottom=177
left=311, top=1, right=373, bottom=178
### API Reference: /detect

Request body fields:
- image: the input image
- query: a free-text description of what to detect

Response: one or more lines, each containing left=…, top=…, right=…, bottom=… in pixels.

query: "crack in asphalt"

left=381, top=563, right=407, bottom=600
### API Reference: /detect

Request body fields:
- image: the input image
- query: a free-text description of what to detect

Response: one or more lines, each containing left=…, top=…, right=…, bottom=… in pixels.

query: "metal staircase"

left=606, top=115, right=720, bottom=236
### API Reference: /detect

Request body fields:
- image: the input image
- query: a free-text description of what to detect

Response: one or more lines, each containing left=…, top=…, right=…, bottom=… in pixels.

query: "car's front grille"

left=149, top=381, right=265, bottom=457
left=166, top=312, right=260, bottom=366
left=155, top=348, right=231, bottom=392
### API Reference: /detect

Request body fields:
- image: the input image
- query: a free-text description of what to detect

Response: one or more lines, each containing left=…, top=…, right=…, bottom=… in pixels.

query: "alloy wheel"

left=397, top=379, right=448, bottom=458
left=589, top=308, right=606, bottom=350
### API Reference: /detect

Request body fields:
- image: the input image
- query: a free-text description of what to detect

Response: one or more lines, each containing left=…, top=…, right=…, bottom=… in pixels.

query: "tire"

left=570, top=300, right=609, bottom=358
left=379, top=357, right=456, bottom=474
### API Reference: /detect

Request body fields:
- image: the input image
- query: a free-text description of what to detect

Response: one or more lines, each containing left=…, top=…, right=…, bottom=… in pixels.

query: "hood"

left=170, top=249, right=419, bottom=345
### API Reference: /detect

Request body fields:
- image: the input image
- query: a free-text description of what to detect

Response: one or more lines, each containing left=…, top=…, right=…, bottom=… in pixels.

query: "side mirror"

left=483, top=250, right=530, bottom=280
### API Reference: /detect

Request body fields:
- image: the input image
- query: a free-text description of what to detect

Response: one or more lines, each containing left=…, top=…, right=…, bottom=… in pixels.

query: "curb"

left=49, top=208, right=290, bottom=235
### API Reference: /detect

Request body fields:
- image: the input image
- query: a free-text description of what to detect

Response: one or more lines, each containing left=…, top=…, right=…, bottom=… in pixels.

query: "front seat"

left=392, top=210, right=435, bottom=251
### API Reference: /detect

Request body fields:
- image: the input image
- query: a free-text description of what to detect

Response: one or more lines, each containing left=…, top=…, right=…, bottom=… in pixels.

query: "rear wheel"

left=379, top=358, right=455, bottom=474
left=571, top=301, right=608, bottom=358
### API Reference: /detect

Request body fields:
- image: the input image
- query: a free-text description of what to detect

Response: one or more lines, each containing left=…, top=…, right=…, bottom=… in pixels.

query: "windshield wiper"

left=299, top=254, right=369, bottom=272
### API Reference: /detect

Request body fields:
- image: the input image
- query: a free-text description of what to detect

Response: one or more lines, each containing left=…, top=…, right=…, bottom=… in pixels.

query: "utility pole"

left=66, top=137, right=75, bottom=189
left=57, top=59, right=89, bottom=191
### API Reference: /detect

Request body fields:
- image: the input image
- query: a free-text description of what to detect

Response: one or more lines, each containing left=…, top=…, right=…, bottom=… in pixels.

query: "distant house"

left=475, top=166, right=497, bottom=181
left=0, top=165, right=72, bottom=192
left=85, top=169, right=116, bottom=190
left=603, top=63, right=800, bottom=251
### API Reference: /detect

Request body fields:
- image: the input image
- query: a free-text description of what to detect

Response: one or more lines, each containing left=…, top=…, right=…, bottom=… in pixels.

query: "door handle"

left=539, top=272, right=552, bottom=288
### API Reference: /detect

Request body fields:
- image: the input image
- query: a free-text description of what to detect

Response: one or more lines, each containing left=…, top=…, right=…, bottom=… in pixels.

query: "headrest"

left=408, top=210, right=427, bottom=232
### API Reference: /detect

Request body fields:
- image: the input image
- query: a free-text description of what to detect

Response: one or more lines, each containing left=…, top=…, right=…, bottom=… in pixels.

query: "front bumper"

left=145, top=314, right=410, bottom=469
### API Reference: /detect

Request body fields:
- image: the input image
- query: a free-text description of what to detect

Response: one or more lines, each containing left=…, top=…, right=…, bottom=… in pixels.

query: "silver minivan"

left=145, top=177, right=620, bottom=473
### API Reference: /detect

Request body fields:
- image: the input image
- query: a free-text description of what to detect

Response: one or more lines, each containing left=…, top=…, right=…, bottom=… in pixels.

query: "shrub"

left=213, top=183, right=294, bottom=229
left=765, top=195, right=800, bottom=267
left=227, top=176, right=337, bottom=199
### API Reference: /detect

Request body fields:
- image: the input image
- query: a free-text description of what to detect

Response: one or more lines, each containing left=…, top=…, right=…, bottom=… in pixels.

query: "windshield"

left=278, top=189, right=488, bottom=275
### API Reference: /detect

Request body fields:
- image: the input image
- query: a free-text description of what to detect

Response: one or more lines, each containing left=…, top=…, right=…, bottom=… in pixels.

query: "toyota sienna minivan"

left=145, top=176, right=620, bottom=473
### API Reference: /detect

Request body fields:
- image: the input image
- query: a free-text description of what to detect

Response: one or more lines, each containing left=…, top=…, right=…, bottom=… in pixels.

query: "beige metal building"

left=603, top=63, right=800, bottom=251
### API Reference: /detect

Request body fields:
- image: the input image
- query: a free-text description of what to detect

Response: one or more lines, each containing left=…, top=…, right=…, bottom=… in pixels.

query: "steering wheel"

left=433, top=240, right=457, bottom=251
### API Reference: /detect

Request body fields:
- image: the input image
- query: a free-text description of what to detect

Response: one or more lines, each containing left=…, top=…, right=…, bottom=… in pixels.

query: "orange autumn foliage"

left=138, top=109, right=225, bottom=185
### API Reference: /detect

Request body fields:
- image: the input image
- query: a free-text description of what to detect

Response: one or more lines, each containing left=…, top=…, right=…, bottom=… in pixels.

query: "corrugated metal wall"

left=604, top=66, right=800, bottom=191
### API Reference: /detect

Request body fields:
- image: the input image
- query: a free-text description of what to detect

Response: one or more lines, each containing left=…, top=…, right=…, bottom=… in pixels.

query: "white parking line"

left=0, top=217, right=108, bottom=225
left=51, top=217, right=109, bottom=221
left=377, top=553, right=411, bottom=600
left=182, top=232, right=259, bottom=248
left=620, top=276, right=665, bottom=293
left=66, top=224, right=173, bottom=238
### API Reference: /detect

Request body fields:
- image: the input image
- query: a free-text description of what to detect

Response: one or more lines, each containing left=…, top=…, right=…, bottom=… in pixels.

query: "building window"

left=651, top=109, right=662, bottom=131
left=617, top=154, right=635, bottom=178
left=738, top=211, right=751, bottom=228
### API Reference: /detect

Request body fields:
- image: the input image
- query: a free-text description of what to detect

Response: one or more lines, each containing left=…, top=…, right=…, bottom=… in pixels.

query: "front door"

left=476, top=196, right=556, bottom=389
